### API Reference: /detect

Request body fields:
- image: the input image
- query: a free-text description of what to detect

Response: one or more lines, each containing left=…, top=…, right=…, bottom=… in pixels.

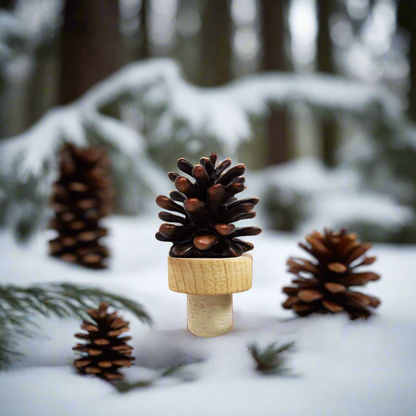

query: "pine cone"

left=282, top=229, right=381, bottom=320
left=73, top=303, right=134, bottom=381
left=49, top=143, right=114, bottom=269
left=155, top=153, right=262, bottom=257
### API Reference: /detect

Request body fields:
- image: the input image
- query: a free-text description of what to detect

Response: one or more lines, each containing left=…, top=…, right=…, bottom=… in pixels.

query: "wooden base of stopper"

left=187, top=294, right=233, bottom=338
left=168, top=254, right=252, bottom=337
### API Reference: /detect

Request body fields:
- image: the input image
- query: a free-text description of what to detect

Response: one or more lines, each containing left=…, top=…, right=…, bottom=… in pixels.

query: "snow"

left=260, top=157, right=360, bottom=193
left=0, top=0, right=63, bottom=47
left=0, top=107, right=87, bottom=177
left=13, top=0, right=63, bottom=46
left=0, top=0, right=63, bottom=77
left=0, top=105, right=144, bottom=179
left=0, top=11, right=27, bottom=67
left=83, top=59, right=407, bottom=148
left=1, top=215, right=415, bottom=416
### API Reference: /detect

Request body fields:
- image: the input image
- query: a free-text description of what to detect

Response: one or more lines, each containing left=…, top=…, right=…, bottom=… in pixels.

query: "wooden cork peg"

left=168, top=253, right=253, bottom=337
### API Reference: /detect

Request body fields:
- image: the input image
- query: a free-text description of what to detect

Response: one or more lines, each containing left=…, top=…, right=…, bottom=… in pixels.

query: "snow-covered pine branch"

left=253, top=158, right=415, bottom=242
left=1, top=58, right=413, bottom=173
left=0, top=0, right=63, bottom=77
left=1, top=57, right=416, bottom=240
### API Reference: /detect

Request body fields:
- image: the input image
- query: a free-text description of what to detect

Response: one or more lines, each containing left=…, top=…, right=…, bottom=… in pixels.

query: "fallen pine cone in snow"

left=49, top=143, right=113, bottom=269
left=73, top=303, right=134, bottom=381
left=282, top=229, right=381, bottom=320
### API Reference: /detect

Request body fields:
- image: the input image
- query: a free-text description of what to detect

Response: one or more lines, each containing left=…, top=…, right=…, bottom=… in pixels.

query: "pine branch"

left=0, top=283, right=152, bottom=336
left=0, top=283, right=152, bottom=335
left=0, top=324, right=21, bottom=370
left=0, top=283, right=152, bottom=368
left=0, top=160, right=51, bottom=243
left=248, top=341, right=295, bottom=375
left=112, top=364, right=195, bottom=393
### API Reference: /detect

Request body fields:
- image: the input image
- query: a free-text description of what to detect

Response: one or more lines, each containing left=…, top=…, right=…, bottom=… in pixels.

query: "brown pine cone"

left=282, top=229, right=381, bottom=320
left=155, top=153, right=262, bottom=257
left=73, top=303, right=134, bottom=381
left=49, top=143, right=114, bottom=269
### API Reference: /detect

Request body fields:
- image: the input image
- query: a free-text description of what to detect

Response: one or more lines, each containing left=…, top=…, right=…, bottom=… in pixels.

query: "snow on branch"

left=13, top=0, right=63, bottom=46
left=0, top=0, right=63, bottom=76
left=254, top=157, right=414, bottom=235
left=0, top=105, right=143, bottom=178
left=1, top=58, right=416, bottom=241
left=83, top=58, right=407, bottom=147
left=2, top=57, right=412, bottom=181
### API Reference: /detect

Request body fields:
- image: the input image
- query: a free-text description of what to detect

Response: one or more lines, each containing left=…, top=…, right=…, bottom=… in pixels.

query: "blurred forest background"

left=1, top=0, right=416, bottom=244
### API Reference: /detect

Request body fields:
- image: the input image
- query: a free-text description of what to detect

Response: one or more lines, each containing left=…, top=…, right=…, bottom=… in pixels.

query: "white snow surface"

left=0, top=215, right=415, bottom=416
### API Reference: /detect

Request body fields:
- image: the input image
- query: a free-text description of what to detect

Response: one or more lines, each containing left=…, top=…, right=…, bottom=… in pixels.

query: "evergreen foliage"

left=0, top=324, right=19, bottom=369
left=263, top=186, right=307, bottom=232
left=248, top=341, right=295, bottom=375
left=112, top=364, right=195, bottom=393
left=0, top=160, right=51, bottom=242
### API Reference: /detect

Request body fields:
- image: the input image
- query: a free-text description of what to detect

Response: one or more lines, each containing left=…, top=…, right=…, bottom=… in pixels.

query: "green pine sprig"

left=0, top=324, right=21, bottom=369
left=0, top=282, right=152, bottom=368
left=112, top=364, right=196, bottom=393
left=248, top=341, right=295, bottom=375
left=0, top=159, right=51, bottom=243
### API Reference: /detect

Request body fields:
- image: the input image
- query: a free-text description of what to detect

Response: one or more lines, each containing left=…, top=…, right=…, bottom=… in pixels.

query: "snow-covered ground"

left=0, top=215, right=415, bottom=416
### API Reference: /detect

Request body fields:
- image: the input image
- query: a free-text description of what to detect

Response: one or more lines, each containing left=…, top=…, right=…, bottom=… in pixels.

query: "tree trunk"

left=316, top=0, right=338, bottom=167
left=138, top=0, right=150, bottom=59
left=261, top=0, right=289, bottom=165
left=0, top=0, right=15, bottom=9
left=199, top=0, right=232, bottom=86
left=397, top=0, right=416, bottom=122
left=0, top=0, right=16, bottom=138
left=26, top=39, right=60, bottom=129
left=59, top=0, right=122, bottom=105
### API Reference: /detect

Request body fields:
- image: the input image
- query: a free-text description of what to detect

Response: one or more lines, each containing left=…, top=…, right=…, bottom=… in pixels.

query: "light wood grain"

left=187, top=294, right=233, bottom=337
left=168, top=253, right=252, bottom=295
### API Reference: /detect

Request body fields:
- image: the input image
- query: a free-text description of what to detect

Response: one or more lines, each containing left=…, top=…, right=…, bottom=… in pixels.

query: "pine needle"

left=248, top=341, right=295, bottom=375
left=0, top=324, right=21, bottom=370
left=0, top=163, right=50, bottom=243
left=0, top=283, right=152, bottom=368
left=112, top=364, right=196, bottom=393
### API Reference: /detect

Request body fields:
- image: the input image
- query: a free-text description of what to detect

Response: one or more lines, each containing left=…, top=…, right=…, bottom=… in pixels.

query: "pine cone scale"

left=322, top=299, right=344, bottom=313
left=177, top=158, right=195, bottom=176
left=297, top=290, right=323, bottom=302
left=327, top=262, right=347, bottom=273
left=305, top=236, right=332, bottom=256
left=324, top=283, right=346, bottom=293
left=74, top=359, right=91, bottom=367
left=344, top=243, right=372, bottom=265
left=98, top=361, right=112, bottom=368
left=282, top=296, right=299, bottom=308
